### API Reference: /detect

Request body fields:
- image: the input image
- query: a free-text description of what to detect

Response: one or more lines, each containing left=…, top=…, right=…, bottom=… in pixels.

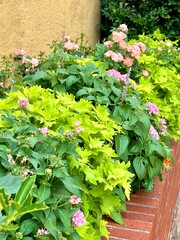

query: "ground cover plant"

left=0, top=86, right=133, bottom=239
left=0, top=24, right=178, bottom=239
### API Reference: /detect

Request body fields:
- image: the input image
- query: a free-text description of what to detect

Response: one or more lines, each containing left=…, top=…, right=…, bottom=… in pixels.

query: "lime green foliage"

left=0, top=86, right=133, bottom=239
left=132, top=30, right=180, bottom=140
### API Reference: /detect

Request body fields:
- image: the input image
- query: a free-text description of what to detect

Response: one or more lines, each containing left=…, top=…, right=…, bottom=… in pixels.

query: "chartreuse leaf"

left=0, top=188, right=8, bottom=215
left=14, top=176, right=35, bottom=206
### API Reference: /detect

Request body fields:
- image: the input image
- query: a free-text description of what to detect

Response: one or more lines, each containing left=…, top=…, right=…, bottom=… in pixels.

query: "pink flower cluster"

left=72, top=210, right=86, bottom=227
left=108, top=69, right=127, bottom=84
left=159, top=118, right=167, bottom=135
left=149, top=125, right=160, bottom=140
left=105, top=50, right=124, bottom=62
left=63, top=36, right=79, bottom=51
left=146, top=102, right=159, bottom=115
left=39, top=127, right=49, bottom=135
left=18, top=98, right=29, bottom=108
left=14, top=49, right=25, bottom=56
left=69, top=195, right=82, bottom=204
left=104, top=25, right=146, bottom=67
left=37, top=229, right=49, bottom=235
left=75, top=121, right=84, bottom=134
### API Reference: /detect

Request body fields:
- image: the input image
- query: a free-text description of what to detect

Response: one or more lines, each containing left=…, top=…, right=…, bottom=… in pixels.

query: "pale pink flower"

left=123, top=57, right=134, bottom=67
left=22, top=169, right=33, bottom=177
left=37, top=229, right=49, bottom=235
left=75, top=127, right=84, bottom=134
left=118, top=24, right=128, bottom=32
left=39, top=127, right=49, bottom=135
left=64, top=41, right=79, bottom=51
left=136, top=42, right=146, bottom=52
left=142, top=70, right=149, bottom=77
left=22, top=56, right=30, bottom=64
left=149, top=125, right=160, bottom=140
left=111, top=52, right=124, bottom=62
left=118, top=39, right=127, bottom=49
left=75, top=121, right=82, bottom=126
left=65, top=130, right=74, bottom=138
left=105, top=50, right=114, bottom=57
left=112, top=31, right=126, bottom=42
left=0, top=82, right=3, bottom=87
left=146, top=102, right=159, bottom=115
left=130, top=44, right=141, bottom=59
left=72, top=210, right=86, bottom=227
left=159, top=118, right=167, bottom=135
left=18, top=98, right=29, bottom=108
left=14, top=49, right=25, bottom=56
left=21, top=156, right=28, bottom=164
left=104, top=41, right=113, bottom=47
left=157, top=46, right=163, bottom=51
left=31, top=58, right=39, bottom=67
left=63, top=35, right=71, bottom=41
left=7, top=154, right=15, bottom=165
left=69, top=195, right=82, bottom=204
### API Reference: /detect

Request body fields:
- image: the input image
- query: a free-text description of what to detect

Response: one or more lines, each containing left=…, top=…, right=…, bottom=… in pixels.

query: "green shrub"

left=100, top=0, right=180, bottom=42
left=0, top=86, right=133, bottom=239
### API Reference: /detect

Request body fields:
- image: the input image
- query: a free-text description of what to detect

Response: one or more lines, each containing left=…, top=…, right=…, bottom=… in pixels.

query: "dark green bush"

left=100, top=0, right=180, bottom=42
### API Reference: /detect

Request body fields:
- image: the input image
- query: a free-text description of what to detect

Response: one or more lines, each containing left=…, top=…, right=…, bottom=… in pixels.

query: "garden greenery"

left=0, top=24, right=179, bottom=239
left=100, top=0, right=180, bottom=42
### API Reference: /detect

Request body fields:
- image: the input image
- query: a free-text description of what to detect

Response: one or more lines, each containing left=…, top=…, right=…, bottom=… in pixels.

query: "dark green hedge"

left=100, top=0, right=180, bottom=42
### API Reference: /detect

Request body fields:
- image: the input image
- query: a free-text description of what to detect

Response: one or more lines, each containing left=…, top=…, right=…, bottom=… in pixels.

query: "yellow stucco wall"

left=0, top=0, right=100, bottom=56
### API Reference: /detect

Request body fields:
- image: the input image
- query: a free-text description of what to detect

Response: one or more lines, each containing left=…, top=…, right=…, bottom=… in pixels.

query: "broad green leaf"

left=66, top=75, right=78, bottom=89
left=14, top=176, right=35, bottom=206
left=58, top=209, right=71, bottom=232
left=32, top=71, right=47, bottom=81
left=115, top=135, right=129, bottom=157
left=0, top=175, right=23, bottom=195
left=61, top=176, right=81, bottom=196
left=38, top=184, right=51, bottom=202
left=133, top=157, right=147, bottom=180
left=19, top=219, right=38, bottom=235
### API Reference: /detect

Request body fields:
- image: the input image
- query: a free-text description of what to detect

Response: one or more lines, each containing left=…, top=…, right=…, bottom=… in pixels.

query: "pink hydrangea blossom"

left=39, top=127, right=49, bottom=135
left=159, top=118, right=167, bottom=135
left=75, top=120, right=82, bottom=126
left=37, top=229, right=49, bottom=235
left=108, top=69, right=127, bottom=84
left=18, top=98, right=29, bottom=108
left=123, top=57, right=134, bottom=67
left=118, top=39, right=127, bottom=49
left=112, top=31, right=126, bottom=42
left=149, top=125, right=160, bottom=140
left=146, top=102, right=159, bottom=115
left=142, top=70, right=149, bottom=77
left=72, top=210, right=86, bottom=227
left=136, top=42, right=146, bottom=52
left=69, top=195, right=82, bottom=204
left=111, top=52, right=124, bottom=62
left=14, top=49, right=25, bottom=56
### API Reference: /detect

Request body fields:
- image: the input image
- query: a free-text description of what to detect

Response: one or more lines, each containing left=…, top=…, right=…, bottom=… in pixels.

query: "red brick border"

left=103, top=140, right=180, bottom=240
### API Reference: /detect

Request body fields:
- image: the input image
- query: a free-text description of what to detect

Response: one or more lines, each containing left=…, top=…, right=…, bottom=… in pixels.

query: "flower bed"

left=103, top=140, right=180, bottom=240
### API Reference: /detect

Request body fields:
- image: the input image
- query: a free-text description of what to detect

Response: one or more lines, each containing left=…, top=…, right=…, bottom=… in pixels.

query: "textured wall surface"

left=0, top=0, right=100, bottom=55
